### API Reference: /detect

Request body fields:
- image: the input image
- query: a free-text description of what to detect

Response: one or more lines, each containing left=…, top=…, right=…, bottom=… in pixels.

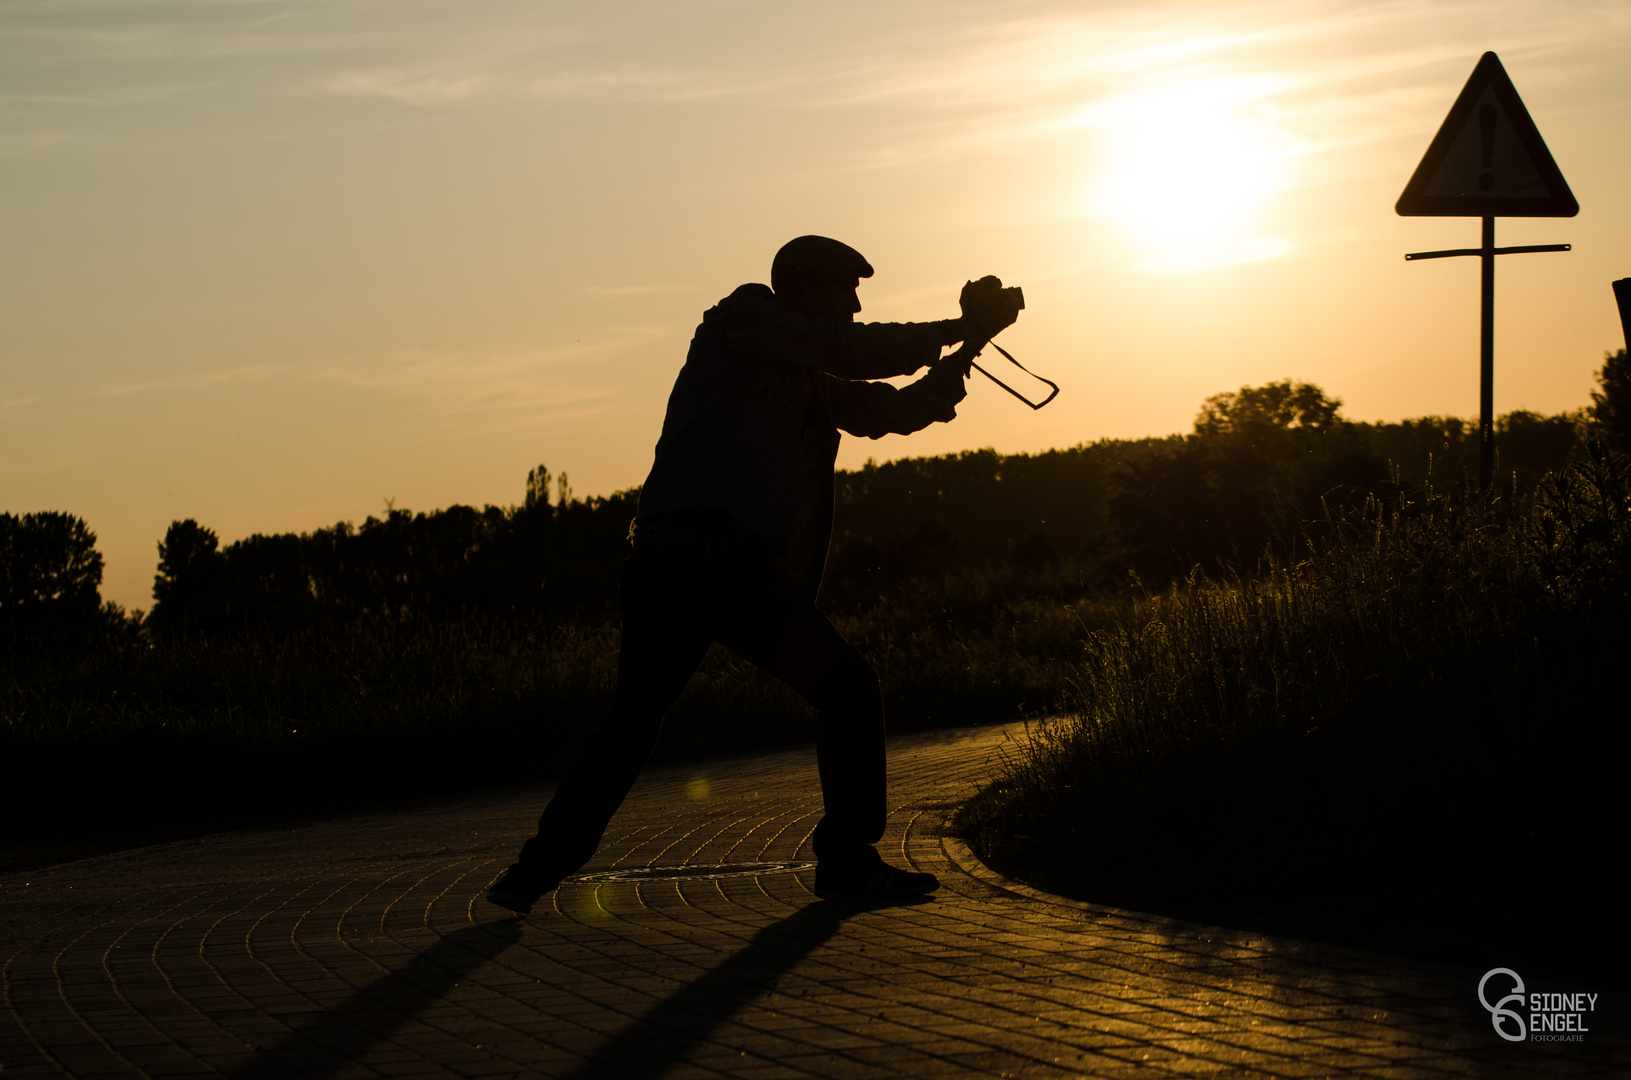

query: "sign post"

left=1397, top=51, right=1578, bottom=494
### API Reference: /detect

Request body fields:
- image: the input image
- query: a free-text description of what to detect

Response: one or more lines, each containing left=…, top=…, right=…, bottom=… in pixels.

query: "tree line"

left=827, top=379, right=1593, bottom=594
left=145, top=467, right=637, bottom=635
left=5, top=365, right=1625, bottom=648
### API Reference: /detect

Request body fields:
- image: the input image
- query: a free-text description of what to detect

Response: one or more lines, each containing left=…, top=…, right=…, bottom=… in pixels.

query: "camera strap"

left=971, top=342, right=1060, bottom=410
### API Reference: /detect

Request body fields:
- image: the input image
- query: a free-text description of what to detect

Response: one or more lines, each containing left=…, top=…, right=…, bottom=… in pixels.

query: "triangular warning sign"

left=1396, top=52, right=1577, bottom=217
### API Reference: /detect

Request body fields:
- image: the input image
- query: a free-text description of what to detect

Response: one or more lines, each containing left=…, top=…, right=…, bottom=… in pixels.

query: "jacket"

left=637, top=283, right=967, bottom=594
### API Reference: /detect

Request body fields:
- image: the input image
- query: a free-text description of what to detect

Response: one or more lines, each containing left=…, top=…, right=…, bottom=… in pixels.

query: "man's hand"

left=959, top=276, right=1023, bottom=342
left=936, top=339, right=981, bottom=379
left=923, top=347, right=972, bottom=409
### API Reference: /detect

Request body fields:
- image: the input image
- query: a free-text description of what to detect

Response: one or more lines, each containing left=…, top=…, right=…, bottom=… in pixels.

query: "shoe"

left=485, top=864, right=552, bottom=915
left=813, top=860, right=940, bottom=902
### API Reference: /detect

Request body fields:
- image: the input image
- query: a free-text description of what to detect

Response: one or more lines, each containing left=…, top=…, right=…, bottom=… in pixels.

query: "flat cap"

left=770, top=235, right=873, bottom=294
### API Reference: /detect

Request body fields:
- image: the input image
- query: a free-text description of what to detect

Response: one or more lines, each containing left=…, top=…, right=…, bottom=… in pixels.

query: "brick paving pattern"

left=2, top=724, right=1624, bottom=1078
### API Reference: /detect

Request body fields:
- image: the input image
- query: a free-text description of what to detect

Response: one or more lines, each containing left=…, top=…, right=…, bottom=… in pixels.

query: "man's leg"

left=712, top=559, right=935, bottom=899
left=489, top=546, right=713, bottom=913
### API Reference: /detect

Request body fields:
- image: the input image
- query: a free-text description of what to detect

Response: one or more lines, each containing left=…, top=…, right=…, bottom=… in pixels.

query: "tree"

left=0, top=511, right=103, bottom=610
left=1495, top=410, right=1581, bottom=492
left=1591, top=349, right=1631, bottom=454
left=0, top=511, right=108, bottom=648
left=526, top=464, right=552, bottom=511
left=1192, top=378, right=1371, bottom=528
left=1109, top=381, right=1388, bottom=581
left=1107, top=437, right=1216, bottom=581
left=1194, top=380, right=1343, bottom=437
left=150, top=519, right=225, bottom=631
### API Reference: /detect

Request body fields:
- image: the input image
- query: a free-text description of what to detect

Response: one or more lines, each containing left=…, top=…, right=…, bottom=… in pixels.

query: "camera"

left=960, top=276, right=1024, bottom=340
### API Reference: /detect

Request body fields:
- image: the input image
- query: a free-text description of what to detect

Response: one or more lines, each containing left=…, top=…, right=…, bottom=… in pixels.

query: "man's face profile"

left=781, top=276, right=863, bottom=321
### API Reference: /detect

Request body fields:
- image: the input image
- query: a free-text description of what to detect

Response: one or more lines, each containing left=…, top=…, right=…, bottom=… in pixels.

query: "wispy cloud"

left=321, top=327, right=676, bottom=416
left=580, top=284, right=676, bottom=296
left=323, top=70, right=487, bottom=106
left=1135, top=236, right=1292, bottom=274
left=0, top=85, right=195, bottom=107
left=91, top=327, right=677, bottom=422
left=813, top=1, right=1625, bottom=112
left=318, top=65, right=726, bottom=106
left=98, top=362, right=280, bottom=397
left=0, top=130, right=75, bottom=153
left=2, top=3, right=371, bottom=62
left=8, top=0, right=1626, bottom=120
left=789, top=0, right=1630, bottom=176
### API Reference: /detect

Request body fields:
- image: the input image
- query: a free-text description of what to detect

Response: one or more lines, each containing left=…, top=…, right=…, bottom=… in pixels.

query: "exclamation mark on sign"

left=1478, top=103, right=1497, bottom=191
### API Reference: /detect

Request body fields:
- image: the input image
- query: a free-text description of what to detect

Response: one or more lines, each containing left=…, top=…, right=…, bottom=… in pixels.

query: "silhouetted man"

left=487, top=236, right=1021, bottom=912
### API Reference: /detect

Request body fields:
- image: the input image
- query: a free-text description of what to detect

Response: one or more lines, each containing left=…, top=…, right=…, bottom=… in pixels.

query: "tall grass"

left=1, top=618, right=614, bottom=868
left=955, top=445, right=1630, bottom=983
left=1, top=564, right=1106, bottom=871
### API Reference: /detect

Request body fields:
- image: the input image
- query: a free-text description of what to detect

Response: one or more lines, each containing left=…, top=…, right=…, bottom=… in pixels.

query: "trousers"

left=517, top=534, right=887, bottom=881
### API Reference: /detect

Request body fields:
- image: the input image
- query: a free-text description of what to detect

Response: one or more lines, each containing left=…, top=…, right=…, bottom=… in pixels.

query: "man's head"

left=771, top=235, right=872, bottom=320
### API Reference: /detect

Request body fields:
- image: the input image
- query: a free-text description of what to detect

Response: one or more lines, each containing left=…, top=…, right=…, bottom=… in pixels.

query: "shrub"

left=955, top=443, right=1630, bottom=982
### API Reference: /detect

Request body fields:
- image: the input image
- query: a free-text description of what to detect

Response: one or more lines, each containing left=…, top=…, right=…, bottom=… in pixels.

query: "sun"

left=1089, top=77, right=1293, bottom=269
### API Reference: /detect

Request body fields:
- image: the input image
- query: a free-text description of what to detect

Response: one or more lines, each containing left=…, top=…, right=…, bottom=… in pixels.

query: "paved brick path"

left=2, top=724, right=1624, bottom=1078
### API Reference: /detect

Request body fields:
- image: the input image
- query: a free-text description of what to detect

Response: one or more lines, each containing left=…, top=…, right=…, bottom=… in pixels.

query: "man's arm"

left=826, top=355, right=972, bottom=439
left=722, top=285, right=966, bottom=381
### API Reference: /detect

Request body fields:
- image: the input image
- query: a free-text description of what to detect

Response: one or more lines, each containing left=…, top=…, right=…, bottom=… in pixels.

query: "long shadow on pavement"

left=226, top=896, right=918, bottom=1078
left=560, top=896, right=926, bottom=1078
left=226, top=919, right=524, bottom=1078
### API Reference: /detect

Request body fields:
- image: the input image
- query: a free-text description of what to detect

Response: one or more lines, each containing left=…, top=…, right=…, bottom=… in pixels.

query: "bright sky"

left=4, top=0, right=1630, bottom=610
